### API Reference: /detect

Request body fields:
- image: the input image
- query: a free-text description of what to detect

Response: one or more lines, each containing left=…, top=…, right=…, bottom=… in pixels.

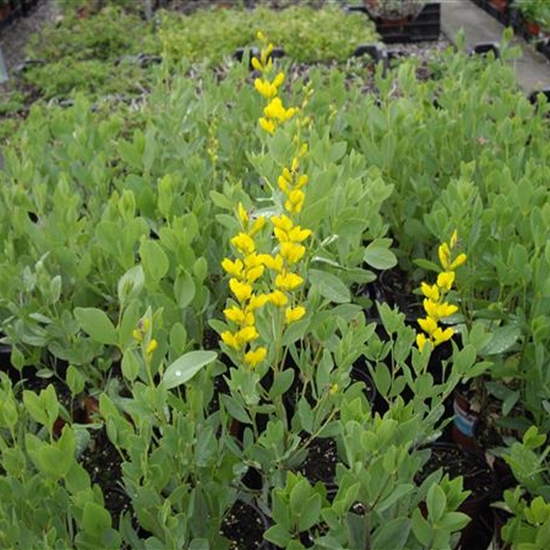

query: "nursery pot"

left=417, top=442, right=497, bottom=549
left=452, top=388, right=480, bottom=452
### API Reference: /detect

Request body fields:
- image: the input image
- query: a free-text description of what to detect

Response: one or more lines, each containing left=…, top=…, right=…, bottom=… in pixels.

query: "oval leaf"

left=74, top=307, right=118, bottom=346
left=308, top=269, right=350, bottom=303
left=364, top=240, right=398, bottom=270
left=162, top=350, right=217, bottom=389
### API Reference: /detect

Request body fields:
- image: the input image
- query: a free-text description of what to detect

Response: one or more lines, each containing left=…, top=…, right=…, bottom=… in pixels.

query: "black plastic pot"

left=417, top=442, right=497, bottom=550
left=346, top=2, right=440, bottom=44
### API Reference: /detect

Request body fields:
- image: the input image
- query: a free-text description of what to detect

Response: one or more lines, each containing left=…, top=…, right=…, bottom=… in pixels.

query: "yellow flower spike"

left=416, top=333, right=430, bottom=352
left=433, top=327, right=454, bottom=346
left=285, top=306, right=306, bottom=324
left=269, top=290, right=289, bottom=306
left=249, top=293, right=270, bottom=310
left=229, top=278, right=253, bottom=303
left=223, top=306, right=246, bottom=324
left=235, top=326, right=259, bottom=345
left=438, top=242, right=451, bottom=271
left=450, top=253, right=467, bottom=270
left=259, top=117, right=276, bottom=135
left=280, top=242, right=306, bottom=265
left=418, top=316, right=438, bottom=336
left=437, top=271, right=455, bottom=292
left=275, top=272, right=304, bottom=291
left=420, top=282, right=440, bottom=302
left=282, top=168, right=292, bottom=181
left=231, top=233, right=255, bottom=255
left=273, top=227, right=289, bottom=243
left=450, top=230, right=458, bottom=249
left=146, top=339, right=158, bottom=355
left=237, top=202, right=249, bottom=226
left=249, top=216, right=266, bottom=237
left=221, top=331, right=240, bottom=350
left=244, top=347, right=267, bottom=368
left=221, top=258, right=244, bottom=278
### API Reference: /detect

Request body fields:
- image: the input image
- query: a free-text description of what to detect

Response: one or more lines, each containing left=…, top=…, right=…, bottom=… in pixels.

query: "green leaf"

left=220, top=394, right=252, bottom=425
left=139, top=240, right=169, bottom=283
left=309, top=269, right=350, bottom=303
left=82, top=501, right=112, bottom=536
left=427, top=484, right=447, bottom=523
left=411, top=508, right=432, bottom=546
left=372, top=517, right=411, bottom=550
left=436, top=511, right=470, bottom=532
left=479, top=324, right=522, bottom=355
left=121, top=351, right=140, bottom=383
left=174, top=270, right=196, bottom=309
left=74, top=307, right=118, bottom=346
left=264, top=525, right=292, bottom=547
left=269, top=369, right=295, bottom=400
left=66, top=365, right=86, bottom=396
left=117, top=265, right=145, bottom=305
left=162, top=351, right=217, bottom=389
left=364, top=239, right=397, bottom=270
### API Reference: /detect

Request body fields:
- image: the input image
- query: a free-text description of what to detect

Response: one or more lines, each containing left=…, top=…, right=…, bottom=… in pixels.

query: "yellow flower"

left=329, top=383, right=339, bottom=395
left=237, top=202, right=249, bottom=226
left=275, top=272, right=304, bottom=291
left=244, top=253, right=264, bottom=268
left=257, top=30, right=266, bottom=42
left=221, top=331, right=239, bottom=350
left=259, top=117, right=276, bottom=134
left=416, top=333, right=429, bottom=352
left=295, top=174, right=309, bottom=189
left=222, top=258, right=244, bottom=278
left=244, top=347, right=267, bottom=368
left=235, top=326, right=259, bottom=345
left=229, top=278, right=253, bottom=303
left=249, top=216, right=266, bottom=237
left=271, top=214, right=294, bottom=232
left=269, top=290, right=288, bottom=306
left=272, top=72, right=285, bottom=88
left=260, top=254, right=284, bottom=272
left=288, top=226, right=312, bottom=243
left=450, top=253, right=467, bottom=270
left=231, top=233, right=255, bottom=255
left=251, top=57, right=262, bottom=72
left=249, top=293, right=270, bottom=310
left=280, top=242, right=305, bottom=264
left=146, top=339, right=158, bottom=355
left=433, top=326, right=454, bottom=346
left=421, top=282, right=439, bottom=302
left=278, top=175, right=290, bottom=194
left=418, top=316, right=438, bottom=336
left=285, top=189, right=305, bottom=214
left=246, top=265, right=265, bottom=283
left=255, top=79, right=276, bottom=99
left=436, top=302, right=458, bottom=319
left=223, top=306, right=246, bottom=324
left=285, top=306, right=306, bottom=324
left=264, top=97, right=295, bottom=122
left=132, top=329, right=143, bottom=342
left=450, top=229, right=458, bottom=248
left=438, top=242, right=451, bottom=271
left=437, top=271, right=455, bottom=292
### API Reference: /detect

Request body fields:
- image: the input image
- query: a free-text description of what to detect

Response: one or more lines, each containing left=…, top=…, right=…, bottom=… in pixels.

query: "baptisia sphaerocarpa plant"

left=212, top=34, right=490, bottom=550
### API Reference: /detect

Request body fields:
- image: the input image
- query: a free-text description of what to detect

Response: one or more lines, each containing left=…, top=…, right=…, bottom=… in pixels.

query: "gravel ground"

left=0, top=0, right=60, bottom=75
